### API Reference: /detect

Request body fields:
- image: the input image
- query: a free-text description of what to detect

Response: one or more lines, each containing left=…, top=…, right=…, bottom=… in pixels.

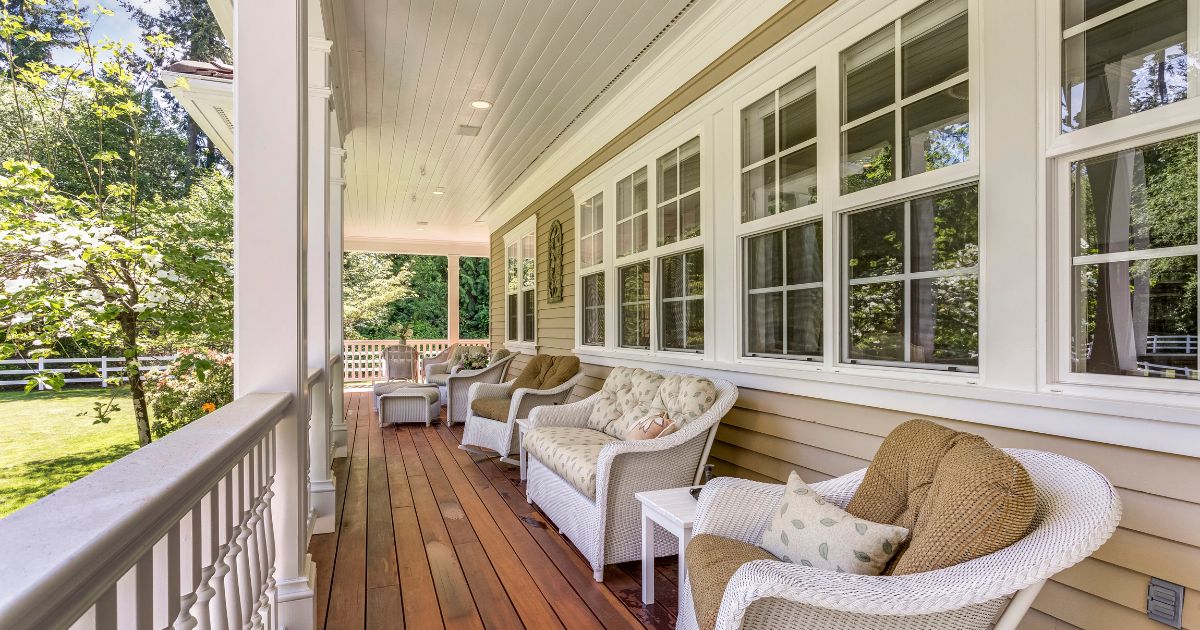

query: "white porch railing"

left=342, top=338, right=489, bottom=382
left=0, top=392, right=294, bottom=630
left=0, top=355, right=175, bottom=389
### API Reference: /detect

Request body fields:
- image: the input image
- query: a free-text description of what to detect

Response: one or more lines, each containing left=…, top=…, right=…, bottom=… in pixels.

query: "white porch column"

left=329, top=139, right=347, bottom=458
left=447, top=254, right=460, bottom=344
left=307, top=36, right=335, bottom=536
left=234, top=0, right=314, bottom=625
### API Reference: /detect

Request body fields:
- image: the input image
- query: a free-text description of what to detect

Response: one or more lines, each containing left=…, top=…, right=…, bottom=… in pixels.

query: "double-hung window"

left=659, top=249, right=705, bottom=352
left=504, top=217, right=537, bottom=347
left=616, top=168, right=649, bottom=257
left=843, top=185, right=979, bottom=370
left=578, top=193, right=605, bottom=347
left=1052, top=0, right=1199, bottom=388
left=840, top=0, right=969, bottom=193
left=619, top=261, right=651, bottom=349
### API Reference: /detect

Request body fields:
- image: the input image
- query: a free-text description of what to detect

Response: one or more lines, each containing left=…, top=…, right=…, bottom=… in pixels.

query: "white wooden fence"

left=342, top=339, right=490, bottom=382
left=0, top=355, right=176, bottom=389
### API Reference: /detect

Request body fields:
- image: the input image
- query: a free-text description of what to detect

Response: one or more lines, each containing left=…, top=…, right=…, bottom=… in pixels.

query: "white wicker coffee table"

left=377, top=385, right=440, bottom=427
left=635, top=486, right=700, bottom=605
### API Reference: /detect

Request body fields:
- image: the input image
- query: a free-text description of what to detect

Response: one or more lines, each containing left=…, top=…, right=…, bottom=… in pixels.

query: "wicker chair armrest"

left=426, top=361, right=451, bottom=377
left=510, top=373, right=583, bottom=419
left=448, top=360, right=508, bottom=386
left=527, top=397, right=595, bottom=429
left=691, top=477, right=786, bottom=544
left=467, top=381, right=514, bottom=406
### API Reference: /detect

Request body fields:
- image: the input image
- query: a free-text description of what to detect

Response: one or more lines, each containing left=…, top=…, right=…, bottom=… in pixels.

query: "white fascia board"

left=206, top=0, right=234, bottom=50
left=163, top=71, right=235, bottom=165
left=343, top=236, right=490, bottom=257
left=480, top=0, right=791, bottom=232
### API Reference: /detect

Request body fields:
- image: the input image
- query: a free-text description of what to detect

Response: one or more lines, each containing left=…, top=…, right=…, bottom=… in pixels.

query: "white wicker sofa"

left=524, top=368, right=738, bottom=582
left=677, top=449, right=1122, bottom=630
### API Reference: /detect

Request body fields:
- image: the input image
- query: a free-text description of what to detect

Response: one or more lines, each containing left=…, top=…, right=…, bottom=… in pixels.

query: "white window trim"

left=575, top=189, right=607, bottom=348
left=504, top=215, right=538, bottom=353
left=558, top=0, right=1200, bottom=458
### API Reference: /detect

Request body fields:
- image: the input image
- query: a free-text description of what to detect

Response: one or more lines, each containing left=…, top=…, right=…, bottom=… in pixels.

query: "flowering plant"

left=144, top=349, right=233, bottom=439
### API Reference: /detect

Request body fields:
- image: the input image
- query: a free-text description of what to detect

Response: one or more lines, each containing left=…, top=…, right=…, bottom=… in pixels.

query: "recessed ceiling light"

left=470, top=100, right=493, bottom=110
left=415, top=228, right=426, bottom=232
left=433, top=188, right=445, bottom=195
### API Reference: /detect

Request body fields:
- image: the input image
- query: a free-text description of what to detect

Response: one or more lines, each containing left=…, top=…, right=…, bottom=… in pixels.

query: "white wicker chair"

left=380, top=345, right=418, bottom=382
left=460, top=369, right=585, bottom=462
left=676, top=449, right=1122, bottom=630
left=443, top=353, right=516, bottom=425
left=422, top=344, right=459, bottom=383
left=525, top=373, right=739, bottom=582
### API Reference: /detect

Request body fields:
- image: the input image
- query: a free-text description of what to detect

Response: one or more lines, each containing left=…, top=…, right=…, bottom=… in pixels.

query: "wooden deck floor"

left=310, top=391, right=682, bottom=629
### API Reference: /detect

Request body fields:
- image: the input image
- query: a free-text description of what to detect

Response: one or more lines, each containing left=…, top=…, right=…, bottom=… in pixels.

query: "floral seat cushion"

left=651, top=374, right=718, bottom=425
left=522, top=426, right=618, bottom=500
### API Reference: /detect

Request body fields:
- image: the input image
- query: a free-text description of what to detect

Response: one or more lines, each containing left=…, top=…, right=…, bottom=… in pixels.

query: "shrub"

left=145, top=350, right=234, bottom=439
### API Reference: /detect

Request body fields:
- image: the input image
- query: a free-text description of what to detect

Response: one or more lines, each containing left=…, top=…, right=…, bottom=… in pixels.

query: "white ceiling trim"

left=344, top=236, right=490, bottom=257
left=480, top=0, right=791, bottom=232
left=162, top=71, right=235, bottom=165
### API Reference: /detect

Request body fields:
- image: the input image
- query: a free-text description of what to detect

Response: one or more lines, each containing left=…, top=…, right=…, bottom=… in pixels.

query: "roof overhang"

left=343, top=237, right=489, bottom=257
left=162, top=69, right=235, bottom=165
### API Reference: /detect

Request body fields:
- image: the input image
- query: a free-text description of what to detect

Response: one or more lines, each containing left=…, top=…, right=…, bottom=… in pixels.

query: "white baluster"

left=207, top=476, right=232, bottom=630
left=154, top=521, right=181, bottom=627
left=135, top=551, right=154, bottom=629
left=175, top=504, right=203, bottom=629
left=263, top=429, right=278, bottom=629
left=95, top=583, right=118, bottom=630
left=224, top=463, right=245, bottom=630
left=247, top=444, right=266, bottom=630
left=237, top=457, right=256, bottom=627
left=192, top=488, right=219, bottom=629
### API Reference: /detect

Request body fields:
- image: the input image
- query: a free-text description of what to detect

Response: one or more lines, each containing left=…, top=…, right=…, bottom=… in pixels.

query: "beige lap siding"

left=484, top=0, right=1200, bottom=627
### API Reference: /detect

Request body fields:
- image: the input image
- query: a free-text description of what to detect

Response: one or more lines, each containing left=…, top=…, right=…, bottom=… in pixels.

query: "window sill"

left=571, top=347, right=1200, bottom=457
left=504, top=341, right=539, bottom=355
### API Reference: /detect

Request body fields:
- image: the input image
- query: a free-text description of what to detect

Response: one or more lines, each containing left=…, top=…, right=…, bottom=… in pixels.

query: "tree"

left=342, top=252, right=415, bottom=339
left=0, top=4, right=232, bottom=446
left=0, top=0, right=72, bottom=71
left=459, top=256, right=490, bottom=338
left=120, top=0, right=230, bottom=174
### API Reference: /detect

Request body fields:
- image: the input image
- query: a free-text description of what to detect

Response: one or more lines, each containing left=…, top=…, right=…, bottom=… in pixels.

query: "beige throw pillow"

left=761, top=471, right=909, bottom=575
left=624, top=411, right=677, bottom=440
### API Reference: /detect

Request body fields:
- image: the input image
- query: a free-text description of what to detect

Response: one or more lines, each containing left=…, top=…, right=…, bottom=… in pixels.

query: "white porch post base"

left=274, top=576, right=315, bottom=630
left=310, top=479, right=336, bottom=534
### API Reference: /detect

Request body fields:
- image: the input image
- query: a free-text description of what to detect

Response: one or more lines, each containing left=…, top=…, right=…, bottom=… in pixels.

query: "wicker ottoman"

left=377, top=386, right=440, bottom=427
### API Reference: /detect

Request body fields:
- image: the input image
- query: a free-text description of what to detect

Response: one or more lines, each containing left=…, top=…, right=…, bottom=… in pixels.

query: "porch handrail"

left=0, top=392, right=291, bottom=630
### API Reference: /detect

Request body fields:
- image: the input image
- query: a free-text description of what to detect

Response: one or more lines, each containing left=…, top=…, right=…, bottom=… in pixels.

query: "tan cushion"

left=846, top=419, right=962, bottom=532
left=686, top=534, right=778, bottom=630
left=588, top=367, right=664, bottom=434
left=427, top=373, right=450, bottom=386
left=510, top=355, right=551, bottom=391
left=650, top=374, right=718, bottom=426
left=624, top=411, right=677, bottom=440
left=540, top=355, right=580, bottom=389
left=490, top=349, right=511, bottom=365
left=470, top=397, right=512, bottom=421
left=890, top=435, right=1036, bottom=575
left=760, top=471, right=908, bottom=574
left=522, top=426, right=617, bottom=500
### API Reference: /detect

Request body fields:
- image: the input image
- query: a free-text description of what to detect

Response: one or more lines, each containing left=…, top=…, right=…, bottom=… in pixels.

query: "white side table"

left=634, top=486, right=700, bottom=605
left=515, top=418, right=531, bottom=481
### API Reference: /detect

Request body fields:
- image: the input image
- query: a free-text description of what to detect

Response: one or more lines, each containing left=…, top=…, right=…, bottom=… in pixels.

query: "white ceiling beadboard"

left=329, top=0, right=715, bottom=250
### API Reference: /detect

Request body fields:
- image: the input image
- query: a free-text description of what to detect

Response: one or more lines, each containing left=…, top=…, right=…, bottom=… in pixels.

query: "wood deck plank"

left=320, top=392, right=682, bottom=630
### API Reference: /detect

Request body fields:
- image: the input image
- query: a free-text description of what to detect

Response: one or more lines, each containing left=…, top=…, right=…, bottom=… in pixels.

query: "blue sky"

left=50, top=0, right=162, bottom=66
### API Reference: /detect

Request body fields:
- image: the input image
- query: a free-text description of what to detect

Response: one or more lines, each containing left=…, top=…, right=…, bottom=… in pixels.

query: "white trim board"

left=574, top=350, right=1200, bottom=458
left=163, top=71, right=235, bottom=165
left=481, top=0, right=795, bottom=232
left=343, top=236, right=489, bottom=257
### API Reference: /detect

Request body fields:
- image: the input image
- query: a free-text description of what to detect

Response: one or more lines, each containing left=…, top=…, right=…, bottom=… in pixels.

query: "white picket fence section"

left=0, top=355, right=177, bottom=389
left=342, top=339, right=489, bottom=382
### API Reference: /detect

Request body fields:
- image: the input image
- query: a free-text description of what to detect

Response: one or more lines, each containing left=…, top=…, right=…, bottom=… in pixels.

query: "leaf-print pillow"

left=760, top=471, right=909, bottom=575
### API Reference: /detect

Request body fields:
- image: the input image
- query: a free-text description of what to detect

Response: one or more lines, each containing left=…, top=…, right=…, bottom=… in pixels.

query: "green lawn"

left=0, top=388, right=141, bottom=518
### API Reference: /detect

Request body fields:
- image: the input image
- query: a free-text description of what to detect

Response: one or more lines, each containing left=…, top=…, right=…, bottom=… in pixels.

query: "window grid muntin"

left=578, top=192, right=605, bottom=269
left=743, top=219, right=825, bottom=361
left=581, top=271, right=605, bottom=346
left=616, top=167, right=650, bottom=259
left=657, top=137, right=702, bottom=246
left=840, top=184, right=980, bottom=372
left=741, top=69, right=819, bottom=223
left=619, top=261, right=652, bottom=350
left=504, top=219, right=537, bottom=345
left=658, top=248, right=705, bottom=353
left=839, top=0, right=970, bottom=193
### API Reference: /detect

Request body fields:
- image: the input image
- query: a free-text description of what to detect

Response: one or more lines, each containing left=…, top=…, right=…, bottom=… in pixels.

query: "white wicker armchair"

left=422, top=344, right=459, bottom=383
left=443, top=353, right=516, bottom=425
left=460, top=371, right=585, bottom=462
left=676, top=449, right=1122, bottom=630
left=525, top=374, right=738, bottom=582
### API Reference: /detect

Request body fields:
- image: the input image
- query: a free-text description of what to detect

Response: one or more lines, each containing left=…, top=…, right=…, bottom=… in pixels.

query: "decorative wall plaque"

left=548, top=219, right=564, bottom=303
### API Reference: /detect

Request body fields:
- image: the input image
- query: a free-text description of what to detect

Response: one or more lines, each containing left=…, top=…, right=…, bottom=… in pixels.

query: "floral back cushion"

left=650, top=375, right=717, bottom=427
left=587, top=367, right=664, bottom=433
left=761, top=471, right=909, bottom=575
